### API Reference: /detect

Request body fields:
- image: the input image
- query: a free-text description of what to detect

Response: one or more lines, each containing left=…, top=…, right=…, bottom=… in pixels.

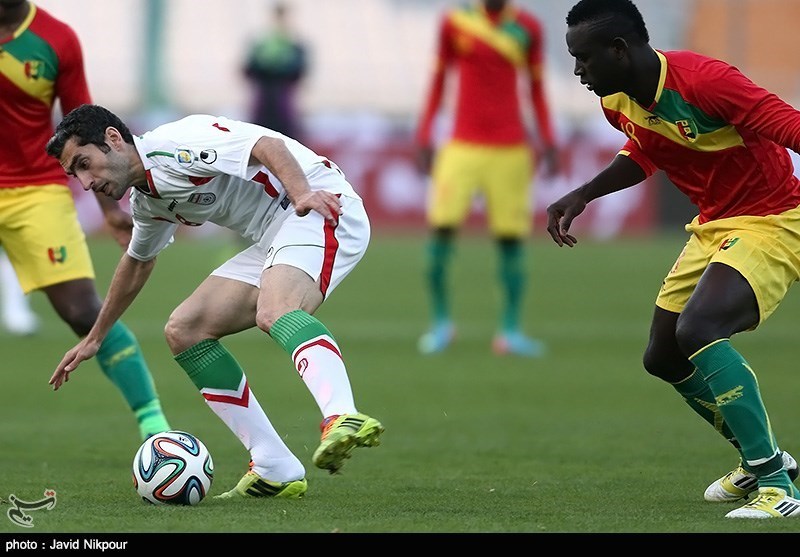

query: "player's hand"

left=104, top=208, right=134, bottom=249
left=546, top=190, right=587, bottom=247
left=50, top=337, right=102, bottom=391
left=293, top=190, right=343, bottom=226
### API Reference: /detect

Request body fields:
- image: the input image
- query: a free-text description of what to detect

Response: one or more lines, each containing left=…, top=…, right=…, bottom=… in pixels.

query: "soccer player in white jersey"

left=45, top=104, right=384, bottom=499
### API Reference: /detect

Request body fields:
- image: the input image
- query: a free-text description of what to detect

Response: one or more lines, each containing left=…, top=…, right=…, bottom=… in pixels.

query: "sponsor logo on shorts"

left=719, top=237, right=739, bottom=251
left=48, top=246, right=67, bottom=264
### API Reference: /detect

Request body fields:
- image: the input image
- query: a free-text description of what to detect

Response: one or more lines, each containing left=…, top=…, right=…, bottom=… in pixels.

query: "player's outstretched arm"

left=50, top=336, right=103, bottom=390
left=546, top=155, right=648, bottom=247
left=50, top=253, right=157, bottom=390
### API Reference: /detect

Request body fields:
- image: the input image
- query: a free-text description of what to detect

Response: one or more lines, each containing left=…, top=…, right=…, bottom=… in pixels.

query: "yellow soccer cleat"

left=725, top=487, right=800, bottom=518
left=312, top=413, right=384, bottom=474
left=214, top=469, right=307, bottom=500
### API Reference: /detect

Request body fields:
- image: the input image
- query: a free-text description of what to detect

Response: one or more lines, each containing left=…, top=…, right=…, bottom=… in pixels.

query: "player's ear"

left=105, top=126, right=124, bottom=150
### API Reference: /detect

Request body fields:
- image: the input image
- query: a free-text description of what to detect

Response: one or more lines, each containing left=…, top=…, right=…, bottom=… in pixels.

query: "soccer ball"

left=132, top=430, right=214, bottom=505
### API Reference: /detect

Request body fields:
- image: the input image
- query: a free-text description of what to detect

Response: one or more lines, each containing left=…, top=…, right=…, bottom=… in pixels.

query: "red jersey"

left=0, top=3, right=91, bottom=188
left=603, top=50, right=800, bottom=223
left=415, top=2, right=555, bottom=148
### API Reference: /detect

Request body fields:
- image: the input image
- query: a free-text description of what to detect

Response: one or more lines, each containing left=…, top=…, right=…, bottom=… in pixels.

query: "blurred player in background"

left=549, top=0, right=800, bottom=518
left=0, top=0, right=170, bottom=439
left=46, top=104, right=384, bottom=499
left=215, top=1, right=311, bottom=264
left=243, top=1, right=308, bottom=142
left=0, top=248, right=39, bottom=335
left=415, top=0, right=559, bottom=357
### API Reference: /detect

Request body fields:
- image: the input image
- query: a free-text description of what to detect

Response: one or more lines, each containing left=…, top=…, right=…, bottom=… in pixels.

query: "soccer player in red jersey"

left=549, top=0, right=800, bottom=518
left=0, top=0, right=170, bottom=439
left=415, top=0, right=558, bottom=357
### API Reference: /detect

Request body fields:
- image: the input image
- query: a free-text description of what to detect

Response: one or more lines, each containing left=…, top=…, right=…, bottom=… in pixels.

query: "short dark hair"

left=566, top=0, right=649, bottom=44
left=46, top=104, right=134, bottom=159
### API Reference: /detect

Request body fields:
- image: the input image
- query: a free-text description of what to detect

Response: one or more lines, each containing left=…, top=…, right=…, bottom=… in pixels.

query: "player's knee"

left=674, top=313, right=718, bottom=356
left=642, top=343, right=690, bottom=383
left=164, top=311, right=196, bottom=353
left=254, top=306, right=282, bottom=334
left=642, top=346, right=666, bottom=379
left=63, top=306, right=99, bottom=337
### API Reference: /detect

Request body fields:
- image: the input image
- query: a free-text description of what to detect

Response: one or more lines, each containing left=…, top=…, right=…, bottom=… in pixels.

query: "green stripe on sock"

left=174, top=339, right=245, bottom=391
left=690, top=339, right=778, bottom=471
left=673, top=370, right=738, bottom=444
left=270, top=310, right=332, bottom=354
left=96, top=321, right=158, bottom=410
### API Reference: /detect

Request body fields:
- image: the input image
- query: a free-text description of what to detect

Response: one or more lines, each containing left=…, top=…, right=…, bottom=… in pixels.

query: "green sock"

left=498, top=239, right=524, bottom=332
left=174, top=339, right=245, bottom=392
left=425, top=235, right=453, bottom=324
left=269, top=310, right=332, bottom=354
left=96, top=321, right=170, bottom=440
left=672, top=369, right=741, bottom=446
left=690, top=339, right=794, bottom=494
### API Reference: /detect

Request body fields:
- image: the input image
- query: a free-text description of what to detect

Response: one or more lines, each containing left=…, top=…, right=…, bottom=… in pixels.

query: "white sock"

left=293, top=335, right=357, bottom=418
left=202, top=376, right=305, bottom=482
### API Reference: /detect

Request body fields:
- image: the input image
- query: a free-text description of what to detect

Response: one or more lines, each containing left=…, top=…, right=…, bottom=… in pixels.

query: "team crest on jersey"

left=199, top=149, right=217, bottom=164
left=188, top=192, right=216, bottom=205
left=174, top=147, right=195, bottom=166
left=24, top=60, right=42, bottom=80
left=676, top=119, right=697, bottom=142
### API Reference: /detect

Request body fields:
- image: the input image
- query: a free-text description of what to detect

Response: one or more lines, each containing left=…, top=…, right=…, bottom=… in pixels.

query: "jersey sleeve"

left=690, top=59, right=800, bottom=153
left=414, top=13, right=453, bottom=147
left=53, top=22, right=91, bottom=115
left=159, top=116, right=268, bottom=181
left=126, top=196, right=177, bottom=261
left=523, top=15, right=555, bottom=149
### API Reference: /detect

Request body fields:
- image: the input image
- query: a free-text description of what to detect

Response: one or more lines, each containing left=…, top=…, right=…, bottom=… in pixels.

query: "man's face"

left=566, top=23, right=628, bottom=98
left=57, top=133, right=132, bottom=201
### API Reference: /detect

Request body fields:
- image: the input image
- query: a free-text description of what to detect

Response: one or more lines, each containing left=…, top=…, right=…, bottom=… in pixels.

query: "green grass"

left=1, top=232, right=799, bottom=534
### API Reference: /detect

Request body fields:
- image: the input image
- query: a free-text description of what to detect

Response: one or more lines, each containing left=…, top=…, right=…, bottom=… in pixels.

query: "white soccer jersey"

left=127, top=114, right=358, bottom=261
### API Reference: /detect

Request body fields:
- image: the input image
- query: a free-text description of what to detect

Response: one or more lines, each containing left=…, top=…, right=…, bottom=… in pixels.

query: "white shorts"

left=211, top=195, right=370, bottom=299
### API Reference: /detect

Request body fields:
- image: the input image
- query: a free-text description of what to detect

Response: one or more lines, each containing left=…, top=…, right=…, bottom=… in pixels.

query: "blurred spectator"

left=243, top=1, right=308, bottom=141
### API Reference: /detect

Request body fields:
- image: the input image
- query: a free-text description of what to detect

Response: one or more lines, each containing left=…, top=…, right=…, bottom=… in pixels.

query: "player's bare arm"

left=50, top=254, right=157, bottom=390
left=250, top=136, right=342, bottom=225
left=547, top=155, right=647, bottom=247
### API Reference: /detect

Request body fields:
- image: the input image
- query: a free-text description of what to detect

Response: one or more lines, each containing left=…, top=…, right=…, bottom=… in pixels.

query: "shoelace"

left=744, top=490, right=780, bottom=508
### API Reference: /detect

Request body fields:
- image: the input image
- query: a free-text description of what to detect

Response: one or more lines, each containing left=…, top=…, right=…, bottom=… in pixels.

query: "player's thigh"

left=427, top=141, right=482, bottom=228
left=0, top=185, right=94, bottom=293
left=482, top=145, right=533, bottom=237
left=707, top=210, right=800, bottom=324
left=263, top=195, right=369, bottom=308
left=658, top=211, right=800, bottom=326
left=171, top=273, right=259, bottom=341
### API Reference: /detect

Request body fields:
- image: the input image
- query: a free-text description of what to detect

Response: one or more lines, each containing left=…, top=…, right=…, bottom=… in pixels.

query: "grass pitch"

left=1, top=233, right=798, bottom=536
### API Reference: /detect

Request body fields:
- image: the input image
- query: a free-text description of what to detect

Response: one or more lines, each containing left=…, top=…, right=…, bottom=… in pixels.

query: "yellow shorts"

left=656, top=205, right=800, bottom=325
left=0, top=185, right=95, bottom=294
left=428, top=141, right=534, bottom=237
